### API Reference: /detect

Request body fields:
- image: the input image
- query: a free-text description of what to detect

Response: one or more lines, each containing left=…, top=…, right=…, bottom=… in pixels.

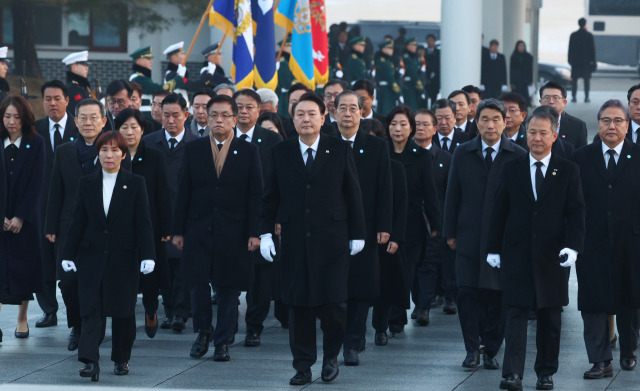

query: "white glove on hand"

left=177, top=64, right=187, bottom=77
left=349, top=240, right=365, bottom=256
left=260, top=234, right=276, bottom=262
left=61, top=260, right=77, bottom=272
left=501, top=84, right=509, bottom=92
left=559, top=248, right=578, bottom=267
left=206, top=62, right=216, bottom=75
left=486, top=253, right=501, bottom=268
left=479, top=84, right=486, bottom=91
left=398, top=68, right=406, bottom=76
left=398, top=96, right=405, bottom=104
left=140, top=260, right=155, bottom=274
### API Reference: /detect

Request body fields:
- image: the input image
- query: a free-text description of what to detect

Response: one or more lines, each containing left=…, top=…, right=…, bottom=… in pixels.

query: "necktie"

left=217, top=143, right=223, bottom=151
left=305, top=147, right=313, bottom=173
left=636, top=129, right=640, bottom=145
left=239, top=134, right=248, bottom=141
left=442, top=136, right=450, bottom=152
left=53, top=124, right=62, bottom=150
left=454, top=127, right=462, bottom=133
left=484, top=147, right=494, bottom=170
left=534, top=161, right=544, bottom=200
left=199, top=128, right=205, bottom=137
left=607, top=149, right=617, bottom=180
left=348, top=140, right=354, bottom=149
left=169, top=138, right=177, bottom=150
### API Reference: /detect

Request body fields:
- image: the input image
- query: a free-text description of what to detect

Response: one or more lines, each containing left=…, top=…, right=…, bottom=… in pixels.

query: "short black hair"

left=106, top=79, right=133, bottom=98
left=489, top=39, right=499, bottom=47
left=324, top=79, right=349, bottom=92
left=597, top=99, right=629, bottom=122
left=432, top=98, right=456, bottom=115
left=161, top=93, right=188, bottom=110
left=499, top=92, right=528, bottom=113
left=385, top=105, right=416, bottom=138
left=360, top=118, right=386, bottom=139
left=191, top=89, right=216, bottom=105
left=539, top=81, right=567, bottom=99
left=448, top=90, right=470, bottom=104
left=292, top=92, right=326, bottom=115
left=287, top=83, right=313, bottom=103
left=334, top=90, right=363, bottom=110
left=152, top=89, right=171, bottom=99
left=130, top=81, right=143, bottom=96
left=578, top=18, right=587, bottom=27
left=426, top=34, right=436, bottom=41
left=627, top=84, right=640, bottom=102
left=415, top=108, right=437, bottom=125
left=41, top=80, right=68, bottom=98
left=206, top=94, right=238, bottom=116
left=352, top=79, right=374, bottom=98
left=233, top=88, right=261, bottom=104
left=114, top=108, right=147, bottom=133
left=75, top=98, right=105, bottom=117
left=257, top=111, right=285, bottom=138
left=529, top=105, right=559, bottom=132
left=476, top=98, right=506, bottom=121
left=462, top=84, right=482, bottom=99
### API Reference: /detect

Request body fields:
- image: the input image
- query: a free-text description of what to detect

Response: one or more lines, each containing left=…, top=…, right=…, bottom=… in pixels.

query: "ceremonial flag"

left=252, top=0, right=278, bottom=90
left=210, top=0, right=254, bottom=88
left=275, top=0, right=315, bottom=89
left=310, top=0, right=328, bottom=85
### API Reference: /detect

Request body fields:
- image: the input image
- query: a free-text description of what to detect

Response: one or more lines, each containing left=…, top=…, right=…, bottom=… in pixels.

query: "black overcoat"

left=568, top=28, right=596, bottom=78
left=432, top=129, right=470, bottom=155
left=481, top=52, right=507, bottom=99
left=558, top=112, right=588, bottom=149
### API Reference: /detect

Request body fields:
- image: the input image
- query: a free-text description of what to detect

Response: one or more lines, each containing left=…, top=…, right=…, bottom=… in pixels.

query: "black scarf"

left=77, top=136, right=98, bottom=175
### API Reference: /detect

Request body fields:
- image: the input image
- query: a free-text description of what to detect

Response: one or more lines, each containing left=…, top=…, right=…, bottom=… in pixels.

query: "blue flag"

left=275, top=0, right=315, bottom=89
left=252, top=0, right=278, bottom=90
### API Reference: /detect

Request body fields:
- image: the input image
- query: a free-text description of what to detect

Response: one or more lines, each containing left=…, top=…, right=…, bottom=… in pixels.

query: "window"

left=34, top=5, right=62, bottom=45
left=90, top=7, right=127, bottom=52
left=589, top=0, right=640, bottom=16
left=2, top=7, right=12, bottom=45
left=68, top=12, right=90, bottom=46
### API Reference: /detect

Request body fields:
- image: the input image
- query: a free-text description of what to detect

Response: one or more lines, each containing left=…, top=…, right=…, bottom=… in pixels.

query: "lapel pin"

left=257, top=138, right=262, bottom=143
left=26, top=144, right=30, bottom=149
left=552, top=172, right=557, bottom=176
left=627, top=155, right=631, bottom=159
left=456, top=143, right=460, bottom=146
left=359, top=149, right=364, bottom=154
left=138, top=157, right=142, bottom=161
left=70, top=137, right=74, bottom=141
left=439, top=163, right=443, bottom=167
left=325, top=150, right=329, bottom=154
left=233, top=150, right=237, bottom=154
left=562, top=135, right=566, bottom=138
left=412, top=148, right=417, bottom=152
left=123, top=185, right=127, bottom=189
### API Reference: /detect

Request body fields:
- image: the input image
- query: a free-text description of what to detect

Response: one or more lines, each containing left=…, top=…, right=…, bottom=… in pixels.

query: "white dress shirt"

left=363, top=111, right=374, bottom=120
left=602, top=139, right=623, bottom=167
left=509, top=132, right=519, bottom=142
left=341, top=133, right=356, bottom=147
left=299, top=135, right=320, bottom=164
left=102, top=171, right=118, bottom=216
left=4, top=135, right=22, bottom=149
left=631, top=120, right=639, bottom=143
left=458, top=120, right=468, bottom=132
left=438, top=131, right=453, bottom=150
left=530, top=152, right=551, bottom=201
left=49, top=113, right=68, bottom=149
left=236, top=126, right=255, bottom=142
left=482, top=138, right=501, bottom=161
left=165, top=128, right=185, bottom=144
left=556, top=114, right=562, bottom=134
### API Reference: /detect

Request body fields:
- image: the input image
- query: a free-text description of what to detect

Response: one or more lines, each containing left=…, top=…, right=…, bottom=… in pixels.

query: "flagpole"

left=275, top=30, right=291, bottom=63
left=215, top=33, right=227, bottom=58
left=183, top=0, right=216, bottom=65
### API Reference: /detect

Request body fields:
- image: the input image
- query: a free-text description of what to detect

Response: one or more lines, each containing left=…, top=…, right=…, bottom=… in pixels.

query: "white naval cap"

left=163, top=41, right=184, bottom=56
left=62, top=50, right=89, bottom=66
left=0, top=46, right=8, bottom=61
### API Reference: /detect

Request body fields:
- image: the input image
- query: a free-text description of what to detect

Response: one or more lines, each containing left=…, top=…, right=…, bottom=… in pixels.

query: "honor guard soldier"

left=62, top=51, right=91, bottom=115
left=401, top=38, right=424, bottom=112
left=129, top=46, right=186, bottom=117
left=163, top=42, right=194, bottom=104
left=346, top=36, right=367, bottom=85
left=276, top=36, right=295, bottom=119
left=200, top=42, right=231, bottom=90
left=0, top=46, right=10, bottom=101
left=375, top=40, right=401, bottom=117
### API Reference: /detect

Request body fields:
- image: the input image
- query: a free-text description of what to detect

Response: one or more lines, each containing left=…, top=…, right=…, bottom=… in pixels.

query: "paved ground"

left=1, top=75, right=639, bottom=391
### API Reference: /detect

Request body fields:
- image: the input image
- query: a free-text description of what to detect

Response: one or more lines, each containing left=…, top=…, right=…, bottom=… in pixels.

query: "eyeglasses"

left=324, top=93, right=340, bottom=100
left=108, top=98, right=129, bottom=107
left=599, top=117, right=627, bottom=126
left=208, top=112, right=235, bottom=120
left=630, top=99, right=640, bottom=107
left=77, top=115, right=102, bottom=123
left=541, top=95, right=563, bottom=103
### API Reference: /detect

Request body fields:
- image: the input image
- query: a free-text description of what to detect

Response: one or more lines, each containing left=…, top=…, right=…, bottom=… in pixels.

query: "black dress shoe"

left=145, top=312, right=158, bottom=339
left=321, top=357, right=339, bottom=382
left=374, top=332, right=388, bottom=346
left=289, top=370, right=311, bottom=385
left=536, top=375, right=553, bottom=390
left=160, top=317, right=172, bottom=329
left=621, top=357, right=637, bottom=371
left=483, top=353, right=499, bottom=370
left=343, top=348, right=359, bottom=366
left=0, top=328, right=3, bottom=343
left=499, top=374, right=522, bottom=390
left=35, top=313, right=57, bottom=328
left=68, top=327, right=80, bottom=351
left=14, top=327, right=29, bottom=339
left=443, top=300, right=457, bottom=314
left=388, top=323, right=404, bottom=335
left=462, top=351, right=480, bottom=368
left=171, top=316, right=185, bottom=332
left=431, top=295, right=444, bottom=308
left=79, top=362, right=100, bottom=382
left=213, top=344, right=230, bottom=361
left=583, top=361, right=613, bottom=379
left=189, top=329, right=212, bottom=358
left=244, top=332, right=261, bottom=347
left=114, top=361, right=129, bottom=375
left=410, top=308, right=417, bottom=320
left=416, top=309, right=430, bottom=326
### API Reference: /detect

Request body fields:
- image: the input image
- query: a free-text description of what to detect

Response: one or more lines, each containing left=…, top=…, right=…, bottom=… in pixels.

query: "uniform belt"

left=378, top=81, right=389, bottom=86
left=404, top=77, right=412, bottom=81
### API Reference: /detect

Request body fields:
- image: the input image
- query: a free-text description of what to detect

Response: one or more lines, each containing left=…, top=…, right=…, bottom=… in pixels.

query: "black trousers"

left=140, top=272, right=160, bottom=316
left=161, top=257, right=189, bottom=320
left=191, top=283, right=239, bottom=346
left=59, top=279, right=81, bottom=329
left=344, top=299, right=370, bottom=351
left=502, top=306, right=562, bottom=379
left=582, top=308, right=639, bottom=363
left=35, top=237, right=58, bottom=315
left=390, top=240, right=423, bottom=326
left=457, top=286, right=505, bottom=357
left=372, top=298, right=392, bottom=333
left=245, top=263, right=275, bottom=335
left=289, top=302, right=347, bottom=373
left=571, top=76, right=590, bottom=99
left=78, top=312, right=134, bottom=364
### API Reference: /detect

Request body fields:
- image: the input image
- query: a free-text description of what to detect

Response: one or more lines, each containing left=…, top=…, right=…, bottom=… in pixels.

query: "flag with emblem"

left=275, top=0, right=315, bottom=89
left=310, top=0, right=328, bottom=85
left=252, top=0, right=278, bottom=90
left=210, top=0, right=254, bottom=88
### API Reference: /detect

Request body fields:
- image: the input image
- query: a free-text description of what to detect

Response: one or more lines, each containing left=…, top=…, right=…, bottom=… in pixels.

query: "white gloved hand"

left=398, top=96, right=405, bottom=104
left=140, top=260, right=155, bottom=274
left=206, top=62, right=216, bottom=75
left=260, top=234, right=276, bottom=262
left=486, top=253, right=501, bottom=268
left=275, top=61, right=280, bottom=71
left=336, top=69, right=344, bottom=79
left=559, top=248, right=578, bottom=267
left=349, top=239, right=365, bottom=256
left=177, top=64, right=187, bottom=77
left=501, top=84, right=509, bottom=92
left=61, top=260, right=77, bottom=272
left=479, top=84, right=486, bottom=91
left=398, top=68, right=406, bottom=76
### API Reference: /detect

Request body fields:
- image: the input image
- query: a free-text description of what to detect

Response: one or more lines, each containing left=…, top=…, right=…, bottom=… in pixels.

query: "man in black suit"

left=432, top=99, right=469, bottom=154
left=103, top=80, right=132, bottom=131
left=334, top=91, right=392, bottom=365
left=323, top=79, right=348, bottom=127
left=283, top=83, right=337, bottom=139
left=424, top=34, right=440, bottom=107
left=443, top=99, right=527, bottom=371
left=352, top=79, right=386, bottom=123
left=487, top=105, right=585, bottom=391
left=481, top=40, right=507, bottom=99
left=626, top=84, right=640, bottom=143
left=34, top=80, right=79, bottom=329
left=538, top=81, right=587, bottom=149
left=188, top=90, right=215, bottom=138
left=448, top=90, right=475, bottom=136
left=173, top=95, right=262, bottom=362
left=129, top=81, right=162, bottom=133
left=260, top=92, right=366, bottom=385
left=574, top=100, right=640, bottom=379
left=143, top=94, right=198, bottom=331
left=568, top=18, right=596, bottom=103
left=232, top=88, right=284, bottom=348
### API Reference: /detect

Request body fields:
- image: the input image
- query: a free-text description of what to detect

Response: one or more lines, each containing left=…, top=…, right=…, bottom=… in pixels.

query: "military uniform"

left=0, top=77, right=8, bottom=102
left=61, top=51, right=92, bottom=114
left=276, top=37, right=295, bottom=119
left=401, top=39, right=423, bottom=112
left=199, top=42, right=232, bottom=90
left=375, top=42, right=401, bottom=117
left=346, top=36, right=368, bottom=84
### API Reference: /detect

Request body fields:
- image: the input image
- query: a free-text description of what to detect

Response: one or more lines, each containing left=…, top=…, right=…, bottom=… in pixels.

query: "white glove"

left=177, top=64, right=187, bottom=78
left=275, top=61, right=280, bottom=71
left=260, top=234, right=276, bottom=262
left=398, top=68, right=406, bottom=76
left=398, top=96, right=405, bottom=104
left=61, top=260, right=77, bottom=272
left=486, top=253, right=501, bottom=268
left=349, top=239, right=365, bottom=256
left=501, top=84, right=509, bottom=92
left=206, top=62, right=216, bottom=75
left=479, top=84, right=486, bottom=91
left=559, top=248, right=578, bottom=267
left=140, top=260, right=155, bottom=274
left=336, top=69, right=344, bottom=78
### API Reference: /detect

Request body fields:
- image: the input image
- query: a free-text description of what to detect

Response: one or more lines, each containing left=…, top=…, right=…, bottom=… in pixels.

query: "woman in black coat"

left=62, top=131, right=155, bottom=381
left=385, top=105, right=441, bottom=333
left=509, top=40, right=534, bottom=107
left=116, top=108, right=171, bottom=339
left=0, top=95, right=45, bottom=342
